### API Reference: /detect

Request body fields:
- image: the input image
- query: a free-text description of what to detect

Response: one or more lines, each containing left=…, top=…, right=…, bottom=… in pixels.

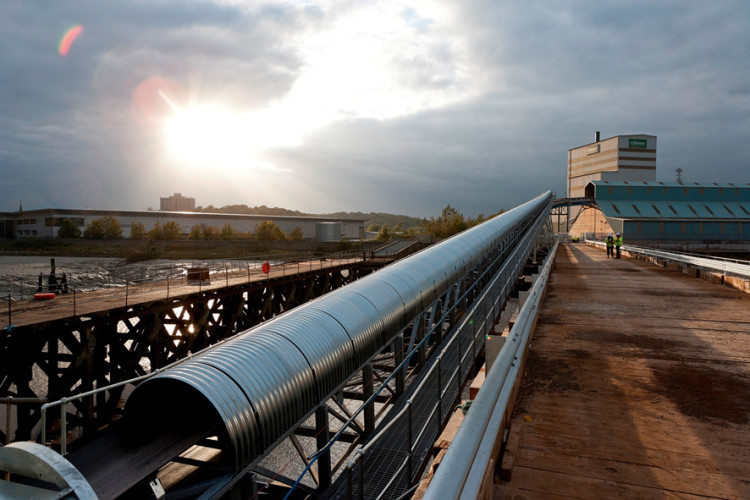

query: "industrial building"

left=0, top=208, right=365, bottom=241
left=570, top=180, right=750, bottom=249
left=568, top=132, right=656, bottom=198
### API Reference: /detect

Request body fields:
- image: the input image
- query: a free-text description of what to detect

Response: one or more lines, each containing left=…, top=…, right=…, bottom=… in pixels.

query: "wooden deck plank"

left=495, top=243, right=750, bottom=499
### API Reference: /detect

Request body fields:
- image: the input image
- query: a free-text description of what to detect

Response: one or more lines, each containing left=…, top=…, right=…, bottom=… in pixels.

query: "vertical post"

left=346, top=465, right=353, bottom=500
left=41, top=406, right=47, bottom=446
left=362, top=364, right=375, bottom=438
left=437, top=357, right=443, bottom=427
left=457, top=329, right=463, bottom=389
left=4, top=397, right=9, bottom=480
left=60, top=400, right=67, bottom=455
left=358, top=452, right=364, bottom=500
left=315, top=406, right=332, bottom=490
left=73, top=288, right=76, bottom=316
left=5, top=397, right=11, bottom=445
left=125, top=280, right=129, bottom=307
left=407, top=402, right=413, bottom=481
left=7, top=294, right=10, bottom=327
left=166, top=274, right=170, bottom=299
left=225, top=267, right=228, bottom=287
left=394, top=335, right=404, bottom=396
left=417, top=324, right=426, bottom=367
left=248, top=472, right=258, bottom=500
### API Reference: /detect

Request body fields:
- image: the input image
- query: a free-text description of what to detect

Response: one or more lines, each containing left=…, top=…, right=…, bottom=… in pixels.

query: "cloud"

left=1, top=0, right=750, bottom=218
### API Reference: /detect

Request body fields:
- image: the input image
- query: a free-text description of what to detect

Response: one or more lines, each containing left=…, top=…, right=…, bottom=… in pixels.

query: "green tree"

left=148, top=222, right=163, bottom=240
left=188, top=224, right=221, bottom=240
left=130, top=221, right=146, bottom=240
left=202, top=225, right=220, bottom=240
left=83, top=216, right=123, bottom=240
left=162, top=221, right=183, bottom=240
left=367, top=223, right=381, bottom=232
left=422, top=205, right=469, bottom=240
left=288, top=226, right=304, bottom=241
left=148, top=221, right=183, bottom=240
left=376, top=225, right=391, bottom=242
left=57, top=218, right=81, bottom=239
left=255, top=220, right=287, bottom=241
left=83, top=220, right=105, bottom=239
left=220, top=223, right=235, bottom=240
left=188, top=225, right=203, bottom=240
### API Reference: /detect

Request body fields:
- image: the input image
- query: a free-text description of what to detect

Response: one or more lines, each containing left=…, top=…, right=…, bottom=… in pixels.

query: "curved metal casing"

left=124, top=191, right=553, bottom=471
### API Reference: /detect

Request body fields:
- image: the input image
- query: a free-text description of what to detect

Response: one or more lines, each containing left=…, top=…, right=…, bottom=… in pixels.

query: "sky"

left=1, top=1, right=749, bottom=218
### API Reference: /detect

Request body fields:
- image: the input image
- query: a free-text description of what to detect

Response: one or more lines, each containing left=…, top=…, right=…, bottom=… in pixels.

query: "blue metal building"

left=578, top=181, right=750, bottom=244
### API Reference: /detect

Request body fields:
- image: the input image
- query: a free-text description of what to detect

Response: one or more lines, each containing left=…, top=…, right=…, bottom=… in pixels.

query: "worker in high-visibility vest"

left=605, top=234, right=615, bottom=258
left=615, top=233, right=623, bottom=259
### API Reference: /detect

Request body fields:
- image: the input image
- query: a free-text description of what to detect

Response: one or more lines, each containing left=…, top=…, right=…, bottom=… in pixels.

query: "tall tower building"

left=160, top=193, right=196, bottom=211
left=567, top=133, right=656, bottom=198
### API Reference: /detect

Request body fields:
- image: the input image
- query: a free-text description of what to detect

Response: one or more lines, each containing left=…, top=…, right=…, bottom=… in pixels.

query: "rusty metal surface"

left=497, top=243, right=750, bottom=499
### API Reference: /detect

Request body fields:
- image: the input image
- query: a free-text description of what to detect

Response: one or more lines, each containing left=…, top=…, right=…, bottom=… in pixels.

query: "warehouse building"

left=570, top=180, right=750, bottom=250
left=0, top=208, right=366, bottom=241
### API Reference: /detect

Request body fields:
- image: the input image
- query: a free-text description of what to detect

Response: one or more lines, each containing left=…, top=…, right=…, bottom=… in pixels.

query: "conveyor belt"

left=65, top=419, right=213, bottom=498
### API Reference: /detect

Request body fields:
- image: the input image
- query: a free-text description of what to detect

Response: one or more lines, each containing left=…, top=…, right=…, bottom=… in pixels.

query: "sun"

left=164, top=103, right=311, bottom=173
left=165, top=105, right=254, bottom=170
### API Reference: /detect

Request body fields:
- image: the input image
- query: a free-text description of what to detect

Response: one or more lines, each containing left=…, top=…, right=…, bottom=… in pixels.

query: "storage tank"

left=316, top=222, right=342, bottom=242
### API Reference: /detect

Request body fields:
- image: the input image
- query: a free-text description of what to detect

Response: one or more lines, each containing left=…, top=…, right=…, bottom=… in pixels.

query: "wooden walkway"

left=1, top=258, right=362, bottom=328
left=496, top=243, right=750, bottom=499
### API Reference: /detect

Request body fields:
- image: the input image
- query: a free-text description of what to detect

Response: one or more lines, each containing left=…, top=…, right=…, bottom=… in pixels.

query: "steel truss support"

left=0, top=263, right=370, bottom=445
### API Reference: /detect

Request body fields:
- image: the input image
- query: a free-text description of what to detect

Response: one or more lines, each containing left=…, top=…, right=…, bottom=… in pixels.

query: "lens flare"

left=59, top=25, right=83, bottom=56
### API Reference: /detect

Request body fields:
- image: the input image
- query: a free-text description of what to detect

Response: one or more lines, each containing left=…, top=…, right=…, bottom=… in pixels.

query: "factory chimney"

left=595, top=131, right=600, bottom=142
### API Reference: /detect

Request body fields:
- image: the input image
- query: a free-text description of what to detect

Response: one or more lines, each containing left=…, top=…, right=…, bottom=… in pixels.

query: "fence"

left=1, top=250, right=366, bottom=329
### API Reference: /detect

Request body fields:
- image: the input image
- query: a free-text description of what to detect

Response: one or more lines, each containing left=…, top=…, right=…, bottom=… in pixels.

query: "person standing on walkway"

left=615, top=233, right=623, bottom=259
left=605, top=233, right=615, bottom=258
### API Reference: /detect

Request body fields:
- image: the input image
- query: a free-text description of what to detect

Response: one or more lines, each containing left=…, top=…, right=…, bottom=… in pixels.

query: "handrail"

left=586, top=240, right=750, bottom=279
left=329, top=203, right=551, bottom=500
left=2, top=397, right=48, bottom=447
left=40, top=334, right=235, bottom=454
left=1, top=252, right=365, bottom=329
left=422, top=239, right=559, bottom=500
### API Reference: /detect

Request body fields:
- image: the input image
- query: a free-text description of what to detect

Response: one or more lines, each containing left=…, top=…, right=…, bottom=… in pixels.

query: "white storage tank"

left=316, top=222, right=342, bottom=242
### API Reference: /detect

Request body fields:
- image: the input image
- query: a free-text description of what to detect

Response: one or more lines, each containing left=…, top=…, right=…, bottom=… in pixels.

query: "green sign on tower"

left=629, top=138, right=647, bottom=148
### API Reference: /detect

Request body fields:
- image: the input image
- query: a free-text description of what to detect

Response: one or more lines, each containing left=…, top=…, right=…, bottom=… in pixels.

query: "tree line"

left=56, top=217, right=303, bottom=241
left=55, top=204, right=504, bottom=242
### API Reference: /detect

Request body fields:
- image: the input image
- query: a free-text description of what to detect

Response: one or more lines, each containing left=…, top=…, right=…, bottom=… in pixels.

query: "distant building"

left=0, top=208, right=365, bottom=241
left=568, top=132, right=656, bottom=198
left=160, top=193, right=195, bottom=211
left=570, top=180, right=750, bottom=250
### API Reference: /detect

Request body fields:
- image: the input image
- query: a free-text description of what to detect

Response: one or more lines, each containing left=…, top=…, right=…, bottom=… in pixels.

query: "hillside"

left=194, top=204, right=423, bottom=229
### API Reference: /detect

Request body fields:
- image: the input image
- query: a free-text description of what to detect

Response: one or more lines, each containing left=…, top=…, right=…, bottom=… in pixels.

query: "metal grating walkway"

left=327, top=320, right=475, bottom=500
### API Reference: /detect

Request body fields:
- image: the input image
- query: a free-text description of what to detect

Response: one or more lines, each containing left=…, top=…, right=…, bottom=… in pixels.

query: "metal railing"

left=1, top=250, right=366, bottom=329
left=422, top=240, right=558, bottom=500
left=586, top=240, right=750, bottom=279
left=39, top=335, right=237, bottom=455
left=332, top=209, right=550, bottom=500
